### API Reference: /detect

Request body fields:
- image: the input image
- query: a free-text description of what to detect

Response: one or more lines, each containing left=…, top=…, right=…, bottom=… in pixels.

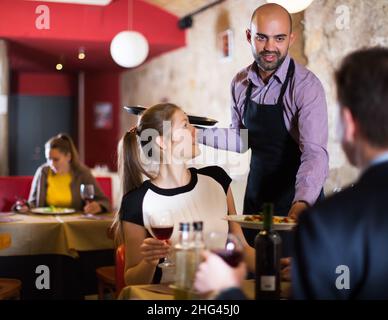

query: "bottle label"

left=260, top=276, right=276, bottom=291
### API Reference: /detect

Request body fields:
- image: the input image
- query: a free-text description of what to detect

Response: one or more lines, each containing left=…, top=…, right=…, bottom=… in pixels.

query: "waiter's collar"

left=248, top=55, right=291, bottom=86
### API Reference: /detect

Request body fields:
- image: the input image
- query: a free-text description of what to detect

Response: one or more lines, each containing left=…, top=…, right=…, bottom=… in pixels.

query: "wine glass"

left=80, top=184, right=95, bottom=204
left=206, top=232, right=244, bottom=268
left=149, top=211, right=175, bottom=268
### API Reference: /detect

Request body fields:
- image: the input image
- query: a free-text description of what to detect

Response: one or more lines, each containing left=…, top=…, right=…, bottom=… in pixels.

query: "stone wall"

left=304, top=0, right=388, bottom=192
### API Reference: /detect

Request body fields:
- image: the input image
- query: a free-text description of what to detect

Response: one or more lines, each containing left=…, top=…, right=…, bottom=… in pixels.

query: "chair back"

left=95, top=177, right=113, bottom=205
left=115, top=245, right=125, bottom=294
left=0, top=233, right=11, bottom=250
left=0, top=177, right=32, bottom=211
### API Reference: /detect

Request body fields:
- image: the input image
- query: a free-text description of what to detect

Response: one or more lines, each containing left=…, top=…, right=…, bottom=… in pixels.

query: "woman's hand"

left=140, top=238, right=171, bottom=267
left=16, top=205, right=29, bottom=213
left=83, top=201, right=102, bottom=214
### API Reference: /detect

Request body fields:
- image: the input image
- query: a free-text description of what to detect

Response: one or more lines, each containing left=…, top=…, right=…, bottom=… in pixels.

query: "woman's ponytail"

left=118, top=128, right=152, bottom=195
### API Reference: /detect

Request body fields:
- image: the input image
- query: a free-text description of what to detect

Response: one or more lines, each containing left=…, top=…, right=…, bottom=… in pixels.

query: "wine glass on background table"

left=206, top=232, right=244, bottom=268
left=149, top=211, right=175, bottom=268
left=80, top=184, right=95, bottom=204
left=80, top=184, right=95, bottom=216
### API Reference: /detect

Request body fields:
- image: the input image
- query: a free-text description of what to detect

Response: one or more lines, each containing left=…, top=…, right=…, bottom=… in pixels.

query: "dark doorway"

left=8, top=95, right=76, bottom=176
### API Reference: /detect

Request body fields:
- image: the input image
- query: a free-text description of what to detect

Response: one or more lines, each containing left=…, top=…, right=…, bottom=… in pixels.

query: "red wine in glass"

left=149, top=211, right=175, bottom=268
left=211, top=249, right=243, bottom=267
left=207, top=233, right=244, bottom=268
left=151, top=226, right=174, bottom=241
left=80, top=184, right=95, bottom=204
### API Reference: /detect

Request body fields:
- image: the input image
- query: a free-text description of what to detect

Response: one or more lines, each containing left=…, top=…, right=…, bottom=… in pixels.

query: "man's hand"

left=280, top=257, right=291, bottom=282
left=288, top=202, right=308, bottom=221
left=194, top=251, right=246, bottom=294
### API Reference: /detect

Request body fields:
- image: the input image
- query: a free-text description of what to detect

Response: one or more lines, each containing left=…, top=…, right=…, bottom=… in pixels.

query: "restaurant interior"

left=0, top=0, right=387, bottom=301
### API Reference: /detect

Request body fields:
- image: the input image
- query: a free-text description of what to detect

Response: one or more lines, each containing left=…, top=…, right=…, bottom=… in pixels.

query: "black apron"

left=242, top=59, right=301, bottom=247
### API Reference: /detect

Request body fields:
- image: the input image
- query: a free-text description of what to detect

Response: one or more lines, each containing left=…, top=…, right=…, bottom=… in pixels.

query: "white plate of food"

left=225, top=214, right=296, bottom=231
left=30, top=207, right=76, bottom=215
left=0, top=212, right=16, bottom=217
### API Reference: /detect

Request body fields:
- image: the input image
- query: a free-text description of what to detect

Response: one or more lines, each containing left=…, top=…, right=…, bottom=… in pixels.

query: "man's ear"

left=289, top=32, right=296, bottom=47
left=246, top=28, right=252, bottom=44
left=341, top=107, right=357, bottom=143
left=155, top=136, right=166, bottom=150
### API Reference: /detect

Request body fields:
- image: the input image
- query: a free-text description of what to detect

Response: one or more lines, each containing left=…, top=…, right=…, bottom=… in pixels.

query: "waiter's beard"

left=255, top=50, right=286, bottom=72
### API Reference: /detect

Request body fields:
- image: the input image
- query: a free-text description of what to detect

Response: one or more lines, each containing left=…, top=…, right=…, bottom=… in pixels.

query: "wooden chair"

left=0, top=233, right=11, bottom=250
left=0, top=234, right=22, bottom=300
left=96, top=266, right=116, bottom=300
left=0, top=279, right=22, bottom=300
left=96, top=245, right=125, bottom=300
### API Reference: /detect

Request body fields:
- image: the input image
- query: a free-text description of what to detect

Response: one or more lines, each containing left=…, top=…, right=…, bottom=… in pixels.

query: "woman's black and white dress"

left=120, top=166, right=232, bottom=283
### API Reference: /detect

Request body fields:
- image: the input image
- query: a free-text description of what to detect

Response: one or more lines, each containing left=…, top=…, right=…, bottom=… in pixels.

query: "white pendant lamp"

left=109, top=0, right=149, bottom=68
left=266, top=0, right=315, bottom=14
left=110, top=31, right=149, bottom=68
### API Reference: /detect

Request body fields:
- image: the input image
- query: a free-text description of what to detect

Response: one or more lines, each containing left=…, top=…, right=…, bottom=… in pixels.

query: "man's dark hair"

left=335, top=47, right=388, bottom=148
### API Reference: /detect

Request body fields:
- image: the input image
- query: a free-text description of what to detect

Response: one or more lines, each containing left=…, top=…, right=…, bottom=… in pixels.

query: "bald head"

left=251, top=3, right=292, bottom=33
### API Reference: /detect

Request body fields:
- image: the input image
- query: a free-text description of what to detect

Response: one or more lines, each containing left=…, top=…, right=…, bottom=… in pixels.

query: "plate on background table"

left=124, top=106, right=218, bottom=126
left=0, top=212, right=16, bottom=217
left=225, top=215, right=296, bottom=231
left=30, top=207, right=76, bottom=215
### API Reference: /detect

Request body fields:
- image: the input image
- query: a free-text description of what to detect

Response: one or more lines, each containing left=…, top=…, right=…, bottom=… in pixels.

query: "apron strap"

left=277, top=59, right=295, bottom=104
left=242, top=79, right=254, bottom=127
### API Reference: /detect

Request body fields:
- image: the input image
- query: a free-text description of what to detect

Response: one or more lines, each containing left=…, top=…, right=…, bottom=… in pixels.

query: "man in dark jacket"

left=292, top=46, right=388, bottom=299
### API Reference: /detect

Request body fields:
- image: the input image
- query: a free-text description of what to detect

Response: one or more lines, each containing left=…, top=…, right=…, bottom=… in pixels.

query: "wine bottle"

left=174, top=222, right=195, bottom=300
left=191, top=221, right=205, bottom=284
left=255, top=203, right=282, bottom=300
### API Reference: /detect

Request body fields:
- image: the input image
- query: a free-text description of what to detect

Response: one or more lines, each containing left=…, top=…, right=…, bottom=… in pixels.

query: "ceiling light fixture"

left=178, top=0, right=226, bottom=30
left=265, top=0, right=315, bottom=14
left=109, top=0, right=149, bottom=68
left=56, top=63, right=63, bottom=71
left=78, top=47, right=86, bottom=60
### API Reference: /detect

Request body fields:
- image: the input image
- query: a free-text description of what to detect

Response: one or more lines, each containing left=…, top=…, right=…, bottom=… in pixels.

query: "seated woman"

left=18, top=133, right=111, bottom=214
left=114, top=103, right=255, bottom=286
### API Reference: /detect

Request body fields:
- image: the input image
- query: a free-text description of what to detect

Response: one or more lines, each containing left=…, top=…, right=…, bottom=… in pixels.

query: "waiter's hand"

left=288, top=201, right=308, bottom=221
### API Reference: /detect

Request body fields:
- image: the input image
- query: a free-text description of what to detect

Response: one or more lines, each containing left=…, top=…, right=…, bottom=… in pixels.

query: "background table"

left=0, top=212, right=114, bottom=257
left=0, top=212, right=115, bottom=299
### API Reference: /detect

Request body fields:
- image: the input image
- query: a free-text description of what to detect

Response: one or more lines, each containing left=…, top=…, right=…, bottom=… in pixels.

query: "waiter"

left=201, top=3, right=328, bottom=247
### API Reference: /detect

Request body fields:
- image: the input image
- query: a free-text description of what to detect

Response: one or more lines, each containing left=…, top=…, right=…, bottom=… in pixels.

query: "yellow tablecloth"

left=0, top=212, right=114, bottom=257
left=118, top=280, right=291, bottom=300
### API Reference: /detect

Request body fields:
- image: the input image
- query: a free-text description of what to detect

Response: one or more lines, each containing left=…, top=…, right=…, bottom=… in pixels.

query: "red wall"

left=11, top=72, right=75, bottom=96
left=84, top=72, right=120, bottom=171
